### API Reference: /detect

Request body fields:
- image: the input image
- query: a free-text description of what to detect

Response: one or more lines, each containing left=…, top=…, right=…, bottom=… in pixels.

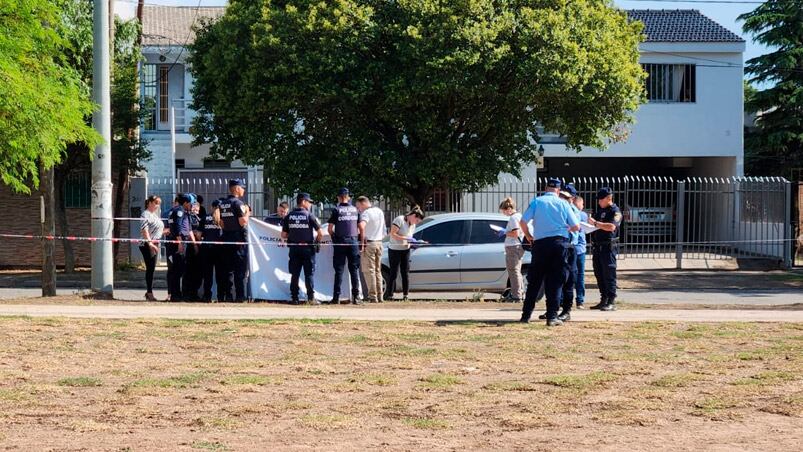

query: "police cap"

left=185, top=193, right=197, bottom=205
left=546, top=178, right=562, bottom=189
left=597, top=187, right=613, bottom=199
left=296, top=192, right=313, bottom=203
left=338, top=187, right=350, bottom=196
left=563, top=183, right=578, bottom=198
left=228, top=179, right=246, bottom=188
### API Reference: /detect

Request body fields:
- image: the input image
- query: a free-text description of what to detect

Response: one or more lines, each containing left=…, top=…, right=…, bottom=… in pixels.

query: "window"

left=468, top=220, right=507, bottom=245
left=64, top=172, right=91, bottom=208
left=159, top=65, right=170, bottom=123
left=642, top=64, right=696, bottom=103
left=175, top=159, right=185, bottom=169
left=414, top=220, right=466, bottom=245
left=141, top=64, right=157, bottom=130
left=203, top=159, right=232, bottom=169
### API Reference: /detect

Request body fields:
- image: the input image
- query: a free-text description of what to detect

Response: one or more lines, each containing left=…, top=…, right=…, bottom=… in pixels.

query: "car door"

left=408, top=219, right=467, bottom=289
left=460, top=219, right=509, bottom=287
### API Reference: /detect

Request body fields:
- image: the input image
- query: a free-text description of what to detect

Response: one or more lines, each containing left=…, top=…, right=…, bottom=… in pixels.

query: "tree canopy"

left=739, top=0, right=803, bottom=177
left=0, top=0, right=99, bottom=193
left=190, top=0, right=644, bottom=205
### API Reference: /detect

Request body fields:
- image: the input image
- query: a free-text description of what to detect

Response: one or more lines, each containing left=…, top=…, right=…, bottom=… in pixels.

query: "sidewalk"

left=0, top=303, right=800, bottom=322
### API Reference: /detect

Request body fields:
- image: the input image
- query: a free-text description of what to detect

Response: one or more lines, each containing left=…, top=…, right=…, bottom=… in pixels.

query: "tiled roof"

left=627, top=9, right=744, bottom=43
left=141, top=5, right=225, bottom=46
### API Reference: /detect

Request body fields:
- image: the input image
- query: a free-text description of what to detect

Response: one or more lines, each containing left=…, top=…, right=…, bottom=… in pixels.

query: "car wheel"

left=381, top=267, right=393, bottom=301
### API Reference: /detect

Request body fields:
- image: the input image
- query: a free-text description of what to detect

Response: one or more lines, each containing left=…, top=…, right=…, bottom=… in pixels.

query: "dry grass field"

left=0, top=317, right=801, bottom=451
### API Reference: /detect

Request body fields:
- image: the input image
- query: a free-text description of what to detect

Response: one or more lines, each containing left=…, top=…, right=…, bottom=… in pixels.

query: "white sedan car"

left=380, top=212, right=533, bottom=299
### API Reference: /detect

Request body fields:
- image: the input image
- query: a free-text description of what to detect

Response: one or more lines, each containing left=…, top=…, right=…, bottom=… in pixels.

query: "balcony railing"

left=171, top=98, right=193, bottom=133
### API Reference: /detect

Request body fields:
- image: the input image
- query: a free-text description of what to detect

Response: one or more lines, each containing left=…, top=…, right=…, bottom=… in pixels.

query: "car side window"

left=469, top=220, right=507, bottom=245
left=415, top=220, right=466, bottom=245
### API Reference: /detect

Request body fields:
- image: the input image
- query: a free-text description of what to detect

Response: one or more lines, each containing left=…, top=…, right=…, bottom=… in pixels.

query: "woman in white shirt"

left=387, top=206, right=425, bottom=301
left=140, top=195, right=164, bottom=301
left=500, top=197, right=524, bottom=302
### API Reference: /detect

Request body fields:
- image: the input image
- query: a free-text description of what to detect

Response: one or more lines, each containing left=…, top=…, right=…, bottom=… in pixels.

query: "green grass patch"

left=220, top=374, right=274, bottom=386
left=419, top=373, right=463, bottom=389
left=731, top=371, right=797, bottom=386
left=651, top=373, right=701, bottom=388
left=129, top=372, right=208, bottom=389
left=0, top=388, right=27, bottom=402
left=403, top=417, right=450, bottom=430
left=57, top=376, right=102, bottom=387
left=542, top=371, right=616, bottom=389
left=191, top=440, right=228, bottom=451
left=736, top=351, right=764, bottom=361
left=347, top=373, right=396, bottom=386
left=483, top=380, right=536, bottom=392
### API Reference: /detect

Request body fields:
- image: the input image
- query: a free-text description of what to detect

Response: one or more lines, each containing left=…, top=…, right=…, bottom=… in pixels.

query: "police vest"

left=330, top=203, right=359, bottom=239
left=168, top=206, right=191, bottom=238
left=285, top=208, right=317, bottom=243
left=201, top=213, right=222, bottom=242
left=218, top=195, right=246, bottom=232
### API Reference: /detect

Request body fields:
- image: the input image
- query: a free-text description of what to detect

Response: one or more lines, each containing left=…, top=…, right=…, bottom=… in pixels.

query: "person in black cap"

left=327, top=188, right=365, bottom=305
left=281, top=192, right=323, bottom=305
left=519, top=177, right=580, bottom=326
left=552, top=183, right=582, bottom=321
left=200, top=199, right=226, bottom=302
left=588, top=187, right=622, bottom=311
left=166, top=193, right=197, bottom=302
left=218, top=179, right=251, bottom=302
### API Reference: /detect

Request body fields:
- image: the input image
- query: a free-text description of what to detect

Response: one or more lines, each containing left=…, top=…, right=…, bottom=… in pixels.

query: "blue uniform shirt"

left=575, top=210, right=588, bottom=255
left=201, top=211, right=222, bottom=242
left=591, top=203, right=623, bottom=244
left=168, top=205, right=191, bottom=239
left=218, top=195, right=247, bottom=232
left=282, top=207, right=321, bottom=243
left=521, top=192, right=580, bottom=240
left=328, top=203, right=361, bottom=239
left=568, top=204, right=582, bottom=247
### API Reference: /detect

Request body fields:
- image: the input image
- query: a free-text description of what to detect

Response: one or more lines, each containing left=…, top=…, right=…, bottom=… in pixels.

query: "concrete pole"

left=91, top=0, right=114, bottom=296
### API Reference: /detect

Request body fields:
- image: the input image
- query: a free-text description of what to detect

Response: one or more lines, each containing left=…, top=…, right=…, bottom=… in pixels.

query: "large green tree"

left=0, top=0, right=98, bottom=193
left=739, top=0, right=803, bottom=177
left=190, top=0, right=644, bottom=206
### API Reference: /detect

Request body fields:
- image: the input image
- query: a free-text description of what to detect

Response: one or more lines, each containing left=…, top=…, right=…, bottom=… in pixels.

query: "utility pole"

left=91, top=0, right=114, bottom=297
left=40, top=163, right=56, bottom=297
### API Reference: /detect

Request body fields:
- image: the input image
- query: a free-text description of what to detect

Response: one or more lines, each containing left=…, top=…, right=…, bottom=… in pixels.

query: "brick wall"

left=0, top=180, right=130, bottom=269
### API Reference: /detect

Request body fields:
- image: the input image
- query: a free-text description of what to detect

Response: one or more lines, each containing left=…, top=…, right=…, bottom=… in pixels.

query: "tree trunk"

left=40, top=163, right=56, bottom=297
left=54, top=170, right=76, bottom=273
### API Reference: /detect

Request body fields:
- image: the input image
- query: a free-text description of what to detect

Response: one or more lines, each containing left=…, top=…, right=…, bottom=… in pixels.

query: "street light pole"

left=91, top=0, right=114, bottom=296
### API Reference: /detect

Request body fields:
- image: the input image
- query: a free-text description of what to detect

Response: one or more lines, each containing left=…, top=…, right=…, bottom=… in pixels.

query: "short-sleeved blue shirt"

left=575, top=210, right=588, bottom=255
left=521, top=192, right=580, bottom=240
left=168, top=205, right=191, bottom=239
left=282, top=207, right=321, bottom=243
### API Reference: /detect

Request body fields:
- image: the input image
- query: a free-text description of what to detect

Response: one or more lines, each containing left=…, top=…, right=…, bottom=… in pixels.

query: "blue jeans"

left=575, top=253, right=586, bottom=305
left=332, top=237, right=361, bottom=300
left=561, top=247, right=577, bottom=311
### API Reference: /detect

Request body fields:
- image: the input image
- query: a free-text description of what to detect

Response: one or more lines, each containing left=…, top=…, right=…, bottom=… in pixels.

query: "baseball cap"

left=562, top=183, right=578, bottom=198
left=228, top=179, right=246, bottom=188
left=546, top=178, right=562, bottom=189
left=338, top=187, right=351, bottom=196
left=185, top=193, right=197, bottom=205
left=597, top=187, right=613, bottom=199
left=296, top=192, right=313, bottom=203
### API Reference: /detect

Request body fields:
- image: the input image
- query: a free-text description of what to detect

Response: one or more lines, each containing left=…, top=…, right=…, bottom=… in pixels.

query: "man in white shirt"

left=356, top=196, right=387, bottom=302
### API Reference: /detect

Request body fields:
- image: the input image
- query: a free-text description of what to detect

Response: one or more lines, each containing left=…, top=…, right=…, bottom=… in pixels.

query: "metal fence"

left=137, top=173, right=794, bottom=269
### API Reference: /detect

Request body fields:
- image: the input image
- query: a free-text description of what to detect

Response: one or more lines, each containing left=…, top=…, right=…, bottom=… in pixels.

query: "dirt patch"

left=0, top=318, right=801, bottom=450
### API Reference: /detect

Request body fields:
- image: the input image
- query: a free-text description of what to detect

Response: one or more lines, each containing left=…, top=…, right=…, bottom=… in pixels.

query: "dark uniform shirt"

left=218, top=194, right=247, bottom=236
left=189, top=212, right=201, bottom=234
left=282, top=207, right=321, bottom=243
left=263, top=213, right=284, bottom=227
left=591, top=204, right=623, bottom=244
left=328, top=203, right=361, bottom=239
left=201, top=211, right=222, bottom=242
left=168, top=205, right=192, bottom=239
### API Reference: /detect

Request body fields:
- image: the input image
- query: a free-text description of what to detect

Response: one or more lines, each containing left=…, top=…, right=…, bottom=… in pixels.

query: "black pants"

left=201, top=244, right=226, bottom=302
left=561, top=247, right=577, bottom=312
left=183, top=243, right=203, bottom=300
left=523, top=237, right=569, bottom=320
left=165, top=243, right=185, bottom=300
left=332, top=237, right=360, bottom=300
left=289, top=245, right=316, bottom=301
left=221, top=232, right=249, bottom=302
left=592, top=243, right=618, bottom=301
left=388, top=248, right=411, bottom=296
left=139, top=244, right=157, bottom=293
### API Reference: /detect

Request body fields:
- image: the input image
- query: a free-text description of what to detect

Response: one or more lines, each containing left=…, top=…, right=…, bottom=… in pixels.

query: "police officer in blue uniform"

left=218, top=179, right=251, bottom=302
left=589, top=187, right=622, bottom=311
left=166, top=193, right=197, bottom=302
left=556, top=183, right=582, bottom=322
left=519, top=178, right=580, bottom=326
left=200, top=199, right=226, bottom=302
left=328, top=188, right=365, bottom=305
left=182, top=194, right=204, bottom=300
left=281, top=193, right=323, bottom=305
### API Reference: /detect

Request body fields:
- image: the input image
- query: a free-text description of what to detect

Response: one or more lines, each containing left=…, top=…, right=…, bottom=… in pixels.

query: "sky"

left=119, top=0, right=769, bottom=76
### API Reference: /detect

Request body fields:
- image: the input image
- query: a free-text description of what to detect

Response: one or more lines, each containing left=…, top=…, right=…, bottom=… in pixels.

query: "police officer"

left=218, top=179, right=251, bottom=302
left=182, top=195, right=204, bottom=301
left=281, top=193, right=323, bottom=305
left=555, top=183, right=582, bottom=322
left=200, top=199, right=226, bottom=302
left=519, top=178, right=580, bottom=326
left=166, top=193, right=197, bottom=302
left=328, top=188, right=365, bottom=305
left=589, top=187, right=622, bottom=311
left=264, top=201, right=289, bottom=227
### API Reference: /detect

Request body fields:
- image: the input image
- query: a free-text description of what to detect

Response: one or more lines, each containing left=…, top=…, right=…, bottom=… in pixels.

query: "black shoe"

left=307, top=299, right=321, bottom=305
left=330, top=297, right=339, bottom=305
left=557, top=311, right=571, bottom=321
left=351, top=298, right=363, bottom=305
left=519, top=313, right=531, bottom=323
left=290, top=298, right=300, bottom=305
left=546, top=318, right=564, bottom=327
left=576, top=303, right=585, bottom=309
left=538, top=312, right=548, bottom=320
left=590, top=300, right=608, bottom=310
left=600, top=302, right=617, bottom=312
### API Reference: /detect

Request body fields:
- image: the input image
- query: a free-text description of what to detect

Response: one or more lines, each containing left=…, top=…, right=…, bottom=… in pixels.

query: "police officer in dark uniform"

left=519, top=178, right=580, bottom=326
left=200, top=199, right=226, bottom=302
left=182, top=194, right=204, bottom=300
left=281, top=193, right=323, bottom=305
left=218, top=179, right=251, bottom=302
left=166, top=193, right=196, bottom=302
left=328, top=188, right=365, bottom=305
left=264, top=201, right=289, bottom=227
left=556, top=183, right=582, bottom=322
left=589, top=187, right=623, bottom=311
